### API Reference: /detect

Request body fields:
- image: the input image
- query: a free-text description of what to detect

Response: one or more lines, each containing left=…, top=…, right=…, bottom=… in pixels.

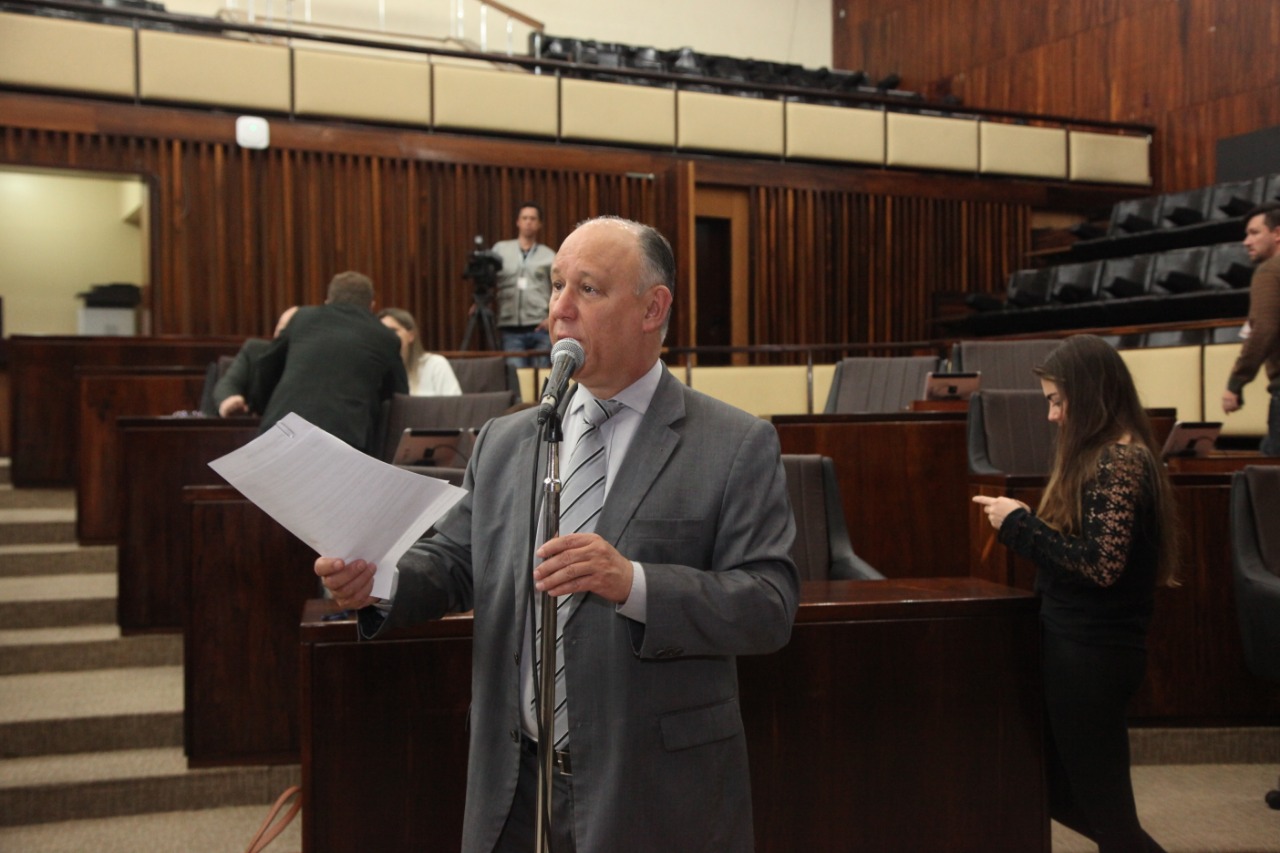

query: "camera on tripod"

left=463, top=235, right=503, bottom=298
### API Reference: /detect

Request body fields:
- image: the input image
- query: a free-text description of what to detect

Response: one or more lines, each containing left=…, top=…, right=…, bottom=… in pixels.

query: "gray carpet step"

left=0, top=667, right=183, bottom=758
left=0, top=486, right=75, bottom=511
left=0, top=544, right=117, bottom=577
left=0, top=803, right=301, bottom=853
left=0, top=509, right=76, bottom=546
left=0, top=627, right=182, bottom=676
left=0, top=573, right=117, bottom=628
left=0, top=748, right=300, bottom=827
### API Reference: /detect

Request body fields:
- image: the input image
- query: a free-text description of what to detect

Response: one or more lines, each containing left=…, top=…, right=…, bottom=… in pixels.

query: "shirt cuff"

left=616, top=561, right=647, bottom=623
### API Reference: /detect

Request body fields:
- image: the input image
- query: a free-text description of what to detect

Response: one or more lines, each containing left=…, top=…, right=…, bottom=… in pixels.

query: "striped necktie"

left=535, top=397, right=625, bottom=747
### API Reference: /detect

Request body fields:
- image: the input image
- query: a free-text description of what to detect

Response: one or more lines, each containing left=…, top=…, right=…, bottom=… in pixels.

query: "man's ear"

left=643, top=285, right=673, bottom=331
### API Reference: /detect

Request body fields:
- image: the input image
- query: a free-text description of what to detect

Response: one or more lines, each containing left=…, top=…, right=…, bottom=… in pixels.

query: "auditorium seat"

left=1150, top=246, right=1210, bottom=295
left=967, top=390, right=1056, bottom=476
left=782, top=454, right=884, bottom=581
left=1159, top=187, right=1211, bottom=228
left=1006, top=268, right=1054, bottom=308
left=1208, top=179, right=1262, bottom=221
left=1229, top=466, right=1280, bottom=809
left=1099, top=254, right=1156, bottom=298
left=1107, top=196, right=1162, bottom=237
left=376, top=390, right=518, bottom=462
left=1048, top=261, right=1102, bottom=304
left=1207, top=241, right=1255, bottom=289
left=823, top=356, right=939, bottom=414
left=952, top=339, right=1061, bottom=391
left=447, top=356, right=519, bottom=396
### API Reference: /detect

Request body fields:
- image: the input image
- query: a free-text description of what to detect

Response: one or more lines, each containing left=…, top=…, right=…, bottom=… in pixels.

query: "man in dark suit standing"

left=316, top=217, right=798, bottom=852
left=252, top=271, right=407, bottom=454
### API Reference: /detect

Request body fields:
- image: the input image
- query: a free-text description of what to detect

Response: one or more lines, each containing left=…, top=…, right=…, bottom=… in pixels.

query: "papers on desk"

left=208, top=412, right=466, bottom=599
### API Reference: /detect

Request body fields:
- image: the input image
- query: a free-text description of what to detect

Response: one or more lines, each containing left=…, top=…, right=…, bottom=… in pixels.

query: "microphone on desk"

left=537, top=338, right=585, bottom=425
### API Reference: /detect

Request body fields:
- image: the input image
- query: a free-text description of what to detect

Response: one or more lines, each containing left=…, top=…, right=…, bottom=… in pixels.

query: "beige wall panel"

left=432, top=65, right=558, bottom=137
left=785, top=102, right=884, bottom=165
left=0, top=12, right=135, bottom=98
left=294, top=49, right=430, bottom=125
left=688, top=365, right=809, bottom=416
left=812, top=362, right=837, bottom=411
left=1119, top=346, right=1202, bottom=423
left=139, top=30, right=290, bottom=111
left=1203, top=343, right=1269, bottom=437
left=885, top=113, right=979, bottom=172
left=677, top=91, right=784, bottom=157
left=560, top=78, right=675, bottom=147
left=1069, top=131, right=1152, bottom=185
left=979, top=122, right=1067, bottom=179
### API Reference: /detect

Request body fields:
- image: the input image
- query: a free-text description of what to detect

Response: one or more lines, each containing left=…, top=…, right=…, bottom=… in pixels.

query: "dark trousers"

left=493, top=737, right=576, bottom=853
left=1262, top=392, right=1280, bottom=456
left=1041, top=631, right=1166, bottom=853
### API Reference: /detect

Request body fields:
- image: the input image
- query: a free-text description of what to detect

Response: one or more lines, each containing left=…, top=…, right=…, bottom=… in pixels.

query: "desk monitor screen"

left=922, top=371, right=981, bottom=401
left=1160, top=421, right=1222, bottom=459
left=393, top=428, right=471, bottom=468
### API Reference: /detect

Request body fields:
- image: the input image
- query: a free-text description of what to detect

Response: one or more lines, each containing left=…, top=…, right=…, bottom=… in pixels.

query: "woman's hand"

left=972, top=495, right=1030, bottom=531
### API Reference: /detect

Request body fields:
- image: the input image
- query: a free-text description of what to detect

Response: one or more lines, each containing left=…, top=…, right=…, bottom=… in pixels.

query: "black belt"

left=521, top=735, right=572, bottom=776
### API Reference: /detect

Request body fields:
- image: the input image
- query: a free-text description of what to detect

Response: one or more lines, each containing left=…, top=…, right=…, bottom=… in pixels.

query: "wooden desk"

left=7, top=335, right=241, bottom=487
left=300, top=579, right=1046, bottom=853
left=77, top=366, right=209, bottom=545
left=116, top=417, right=259, bottom=633
left=772, top=412, right=970, bottom=577
left=185, top=485, right=316, bottom=767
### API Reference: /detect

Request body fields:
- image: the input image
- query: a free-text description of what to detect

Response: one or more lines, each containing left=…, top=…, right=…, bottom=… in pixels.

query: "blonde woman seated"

left=378, top=308, right=462, bottom=396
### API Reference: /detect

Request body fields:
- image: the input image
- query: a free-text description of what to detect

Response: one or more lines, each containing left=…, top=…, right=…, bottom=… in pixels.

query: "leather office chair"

left=782, top=454, right=883, bottom=581
left=952, top=339, right=1061, bottom=391
left=376, top=390, right=518, bottom=462
left=1229, top=466, right=1280, bottom=809
left=446, top=356, right=520, bottom=397
left=967, top=390, right=1057, bottom=476
left=823, top=356, right=939, bottom=414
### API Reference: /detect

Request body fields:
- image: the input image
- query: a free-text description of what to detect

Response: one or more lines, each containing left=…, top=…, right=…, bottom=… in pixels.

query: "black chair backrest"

left=782, top=454, right=882, bottom=581
left=1159, top=187, right=1210, bottom=227
left=1209, top=179, right=1262, bottom=220
left=377, top=391, right=518, bottom=462
left=952, top=339, right=1060, bottom=391
left=1107, top=196, right=1161, bottom=237
left=824, top=356, right=939, bottom=414
left=1207, top=241, right=1254, bottom=289
left=1100, top=254, right=1156, bottom=299
left=1230, top=467, right=1280, bottom=682
left=967, top=390, right=1057, bottom=476
left=1049, top=261, right=1102, bottom=304
left=1150, top=246, right=1210, bottom=295
left=447, top=356, right=520, bottom=398
left=1006, top=268, right=1054, bottom=308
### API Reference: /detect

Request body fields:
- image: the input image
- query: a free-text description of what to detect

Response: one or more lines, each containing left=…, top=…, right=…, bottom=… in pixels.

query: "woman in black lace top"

left=974, top=335, right=1178, bottom=853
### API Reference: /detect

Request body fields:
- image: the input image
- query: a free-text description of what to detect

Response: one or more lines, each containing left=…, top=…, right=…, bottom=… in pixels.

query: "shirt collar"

left=571, top=359, right=664, bottom=419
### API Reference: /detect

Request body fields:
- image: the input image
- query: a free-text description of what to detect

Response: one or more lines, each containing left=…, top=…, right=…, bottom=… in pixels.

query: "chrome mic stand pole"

left=535, top=411, right=562, bottom=853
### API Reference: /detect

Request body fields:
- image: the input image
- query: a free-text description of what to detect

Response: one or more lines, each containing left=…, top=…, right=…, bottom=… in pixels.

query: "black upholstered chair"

left=446, top=356, right=520, bottom=397
left=1005, top=267, right=1054, bottom=308
left=1049, top=261, right=1103, bottom=304
left=823, top=355, right=940, bottom=414
left=952, top=339, right=1061, bottom=391
left=376, top=391, right=518, bottom=462
left=781, top=454, right=883, bottom=582
left=1230, top=466, right=1280, bottom=809
left=966, top=390, right=1057, bottom=476
left=1150, top=246, right=1211, bottom=295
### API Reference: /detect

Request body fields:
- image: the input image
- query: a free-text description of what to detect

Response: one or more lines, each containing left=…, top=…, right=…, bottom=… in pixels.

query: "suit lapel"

left=594, top=368, right=684, bottom=546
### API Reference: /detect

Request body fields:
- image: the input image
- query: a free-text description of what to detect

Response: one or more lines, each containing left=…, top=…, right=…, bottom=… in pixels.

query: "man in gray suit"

left=317, top=217, right=798, bottom=852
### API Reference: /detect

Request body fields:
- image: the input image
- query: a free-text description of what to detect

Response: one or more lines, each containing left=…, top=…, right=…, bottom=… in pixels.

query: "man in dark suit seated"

left=251, top=272, right=408, bottom=454
left=213, top=305, right=297, bottom=417
left=315, top=217, right=799, bottom=852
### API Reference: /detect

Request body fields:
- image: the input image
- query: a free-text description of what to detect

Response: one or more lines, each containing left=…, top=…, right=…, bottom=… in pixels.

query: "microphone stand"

left=534, top=409, right=563, bottom=853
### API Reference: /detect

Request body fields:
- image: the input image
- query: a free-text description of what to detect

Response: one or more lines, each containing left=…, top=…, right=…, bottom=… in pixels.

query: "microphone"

left=537, top=338, right=585, bottom=424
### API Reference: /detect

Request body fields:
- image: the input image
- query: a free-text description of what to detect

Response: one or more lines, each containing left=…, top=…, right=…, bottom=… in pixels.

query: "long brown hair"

left=377, top=307, right=426, bottom=385
left=1033, top=335, right=1180, bottom=585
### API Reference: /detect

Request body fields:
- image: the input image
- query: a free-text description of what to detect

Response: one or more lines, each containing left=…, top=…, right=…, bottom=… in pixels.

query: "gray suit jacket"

left=366, top=367, right=799, bottom=852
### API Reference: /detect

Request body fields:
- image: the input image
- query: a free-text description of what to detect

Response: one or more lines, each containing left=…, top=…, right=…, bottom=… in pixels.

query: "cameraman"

left=492, top=202, right=555, bottom=367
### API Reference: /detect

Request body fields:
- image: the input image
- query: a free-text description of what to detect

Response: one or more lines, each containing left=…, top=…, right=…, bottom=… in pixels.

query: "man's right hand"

left=218, top=395, right=250, bottom=417
left=1222, top=389, right=1242, bottom=414
left=315, top=557, right=378, bottom=610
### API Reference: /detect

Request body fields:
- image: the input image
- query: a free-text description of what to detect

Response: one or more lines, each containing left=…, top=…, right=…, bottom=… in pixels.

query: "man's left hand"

left=535, top=533, right=633, bottom=604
